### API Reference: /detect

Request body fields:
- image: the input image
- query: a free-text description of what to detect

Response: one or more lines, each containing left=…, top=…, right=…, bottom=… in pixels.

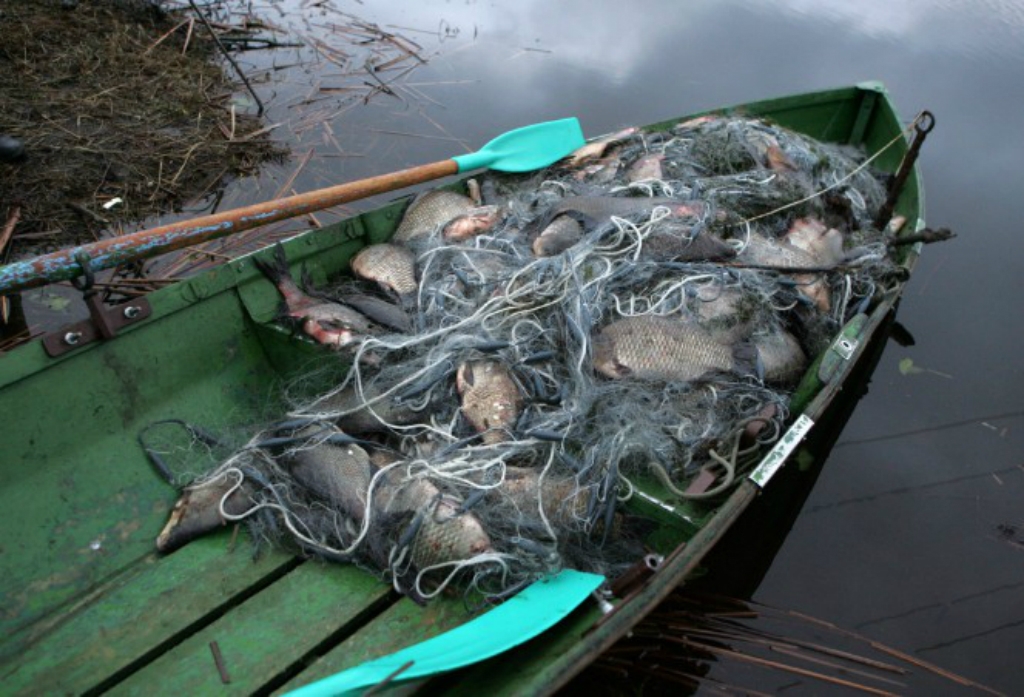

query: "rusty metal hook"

left=915, top=110, right=936, bottom=135
left=874, top=110, right=936, bottom=230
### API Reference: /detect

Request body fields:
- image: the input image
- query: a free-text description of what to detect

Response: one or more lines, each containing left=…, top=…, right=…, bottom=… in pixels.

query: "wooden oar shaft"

left=0, top=158, right=458, bottom=294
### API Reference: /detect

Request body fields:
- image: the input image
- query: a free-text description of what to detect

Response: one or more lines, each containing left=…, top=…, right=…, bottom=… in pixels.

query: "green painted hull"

left=0, top=82, right=924, bottom=695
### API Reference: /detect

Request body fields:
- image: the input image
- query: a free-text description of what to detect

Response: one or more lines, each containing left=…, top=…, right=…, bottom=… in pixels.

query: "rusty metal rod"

left=874, top=111, right=934, bottom=230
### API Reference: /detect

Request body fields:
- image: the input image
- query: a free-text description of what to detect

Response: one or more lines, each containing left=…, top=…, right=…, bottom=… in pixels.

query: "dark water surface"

left=36, top=0, right=1024, bottom=691
left=218, top=1, right=1024, bottom=692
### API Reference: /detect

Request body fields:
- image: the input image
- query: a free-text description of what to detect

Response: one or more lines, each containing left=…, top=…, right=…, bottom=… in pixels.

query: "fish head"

left=456, top=360, right=522, bottom=443
left=591, top=331, right=632, bottom=379
left=442, top=205, right=506, bottom=241
left=302, top=317, right=356, bottom=348
left=564, top=126, right=638, bottom=167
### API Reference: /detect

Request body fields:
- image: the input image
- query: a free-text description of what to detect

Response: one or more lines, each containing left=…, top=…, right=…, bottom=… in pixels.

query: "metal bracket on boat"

left=41, top=253, right=152, bottom=357
left=817, top=313, right=868, bottom=384
left=834, top=336, right=859, bottom=361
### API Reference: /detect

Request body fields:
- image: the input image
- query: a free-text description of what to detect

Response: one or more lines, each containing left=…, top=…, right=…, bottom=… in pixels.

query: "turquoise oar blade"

left=284, top=569, right=604, bottom=697
left=452, top=117, right=585, bottom=173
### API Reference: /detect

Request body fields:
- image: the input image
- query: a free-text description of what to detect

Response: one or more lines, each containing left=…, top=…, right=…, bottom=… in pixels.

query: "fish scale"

left=456, top=360, right=523, bottom=445
left=374, top=475, right=492, bottom=571
left=286, top=430, right=374, bottom=522
left=392, top=190, right=476, bottom=243
left=593, top=315, right=754, bottom=381
left=350, top=243, right=417, bottom=298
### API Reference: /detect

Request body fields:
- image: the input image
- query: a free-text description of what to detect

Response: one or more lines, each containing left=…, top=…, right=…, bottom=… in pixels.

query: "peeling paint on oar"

left=0, top=118, right=584, bottom=294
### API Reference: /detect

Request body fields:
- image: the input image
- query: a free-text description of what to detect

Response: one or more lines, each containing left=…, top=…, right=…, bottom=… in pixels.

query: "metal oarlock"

left=41, top=253, right=151, bottom=357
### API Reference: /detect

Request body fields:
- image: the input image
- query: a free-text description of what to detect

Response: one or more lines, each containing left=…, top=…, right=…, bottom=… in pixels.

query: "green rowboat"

left=0, top=82, right=925, bottom=695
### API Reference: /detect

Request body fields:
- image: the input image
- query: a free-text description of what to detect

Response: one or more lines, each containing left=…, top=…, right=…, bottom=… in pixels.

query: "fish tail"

left=254, top=243, right=305, bottom=307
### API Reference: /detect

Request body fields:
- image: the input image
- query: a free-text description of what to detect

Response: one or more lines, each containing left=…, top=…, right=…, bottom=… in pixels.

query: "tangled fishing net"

left=154, top=114, right=909, bottom=603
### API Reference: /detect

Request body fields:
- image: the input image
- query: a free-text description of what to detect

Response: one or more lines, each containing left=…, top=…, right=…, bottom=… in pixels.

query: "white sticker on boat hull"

left=748, top=414, right=815, bottom=488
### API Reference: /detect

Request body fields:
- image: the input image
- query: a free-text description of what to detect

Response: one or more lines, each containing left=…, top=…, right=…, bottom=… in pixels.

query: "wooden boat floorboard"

left=3, top=540, right=293, bottom=695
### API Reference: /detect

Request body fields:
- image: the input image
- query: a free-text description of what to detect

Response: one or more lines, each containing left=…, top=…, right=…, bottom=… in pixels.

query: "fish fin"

left=253, top=242, right=292, bottom=286
left=299, top=265, right=319, bottom=294
left=522, top=208, right=558, bottom=240
left=732, top=341, right=759, bottom=378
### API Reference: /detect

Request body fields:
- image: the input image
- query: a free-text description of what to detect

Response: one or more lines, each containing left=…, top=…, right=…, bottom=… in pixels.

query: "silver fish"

left=254, top=244, right=372, bottom=348
left=351, top=243, right=418, bottom=300
left=285, top=428, right=374, bottom=522
left=374, top=474, right=492, bottom=570
left=500, top=466, right=582, bottom=529
left=547, top=195, right=690, bottom=225
left=641, top=224, right=737, bottom=263
left=625, top=153, right=665, bottom=182
left=456, top=360, right=522, bottom=444
left=310, top=383, right=426, bottom=434
left=443, top=205, right=506, bottom=241
left=735, top=231, right=833, bottom=311
left=156, top=472, right=254, bottom=553
left=753, top=329, right=807, bottom=385
left=784, top=217, right=845, bottom=265
left=564, top=127, right=638, bottom=167
left=593, top=315, right=756, bottom=381
left=336, top=292, right=412, bottom=333
left=532, top=215, right=583, bottom=257
left=526, top=196, right=699, bottom=245
left=393, top=190, right=476, bottom=243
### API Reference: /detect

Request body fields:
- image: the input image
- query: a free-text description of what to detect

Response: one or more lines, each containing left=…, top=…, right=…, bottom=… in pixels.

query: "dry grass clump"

left=0, top=0, right=284, bottom=257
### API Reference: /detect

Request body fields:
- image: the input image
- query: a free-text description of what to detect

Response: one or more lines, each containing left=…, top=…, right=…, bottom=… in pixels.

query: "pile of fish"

left=156, top=115, right=904, bottom=601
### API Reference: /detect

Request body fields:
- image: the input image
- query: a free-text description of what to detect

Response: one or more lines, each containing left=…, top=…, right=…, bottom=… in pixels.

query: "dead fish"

left=785, top=217, right=845, bottom=266
left=532, top=215, right=583, bottom=257
left=573, top=150, right=622, bottom=184
left=672, top=115, right=719, bottom=133
left=625, top=153, right=665, bottom=182
left=336, top=292, right=412, bottom=333
left=285, top=428, right=374, bottom=522
left=375, top=474, right=492, bottom=571
left=641, top=225, right=737, bottom=263
left=753, top=329, right=807, bottom=385
left=686, top=284, right=757, bottom=344
left=593, top=316, right=757, bottom=382
left=765, top=144, right=798, bottom=172
left=500, top=466, right=582, bottom=529
left=456, top=360, right=522, bottom=444
left=156, top=472, right=254, bottom=553
left=743, top=128, right=798, bottom=172
left=254, top=244, right=372, bottom=348
left=442, top=205, right=506, bottom=241
left=351, top=243, right=418, bottom=301
left=735, top=231, right=834, bottom=311
left=392, top=190, right=477, bottom=243
left=736, top=231, right=821, bottom=269
left=549, top=195, right=686, bottom=224
left=526, top=196, right=694, bottom=241
left=565, top=127, right=638, bottom=167
left=311, top=383, right=427, bottom=434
